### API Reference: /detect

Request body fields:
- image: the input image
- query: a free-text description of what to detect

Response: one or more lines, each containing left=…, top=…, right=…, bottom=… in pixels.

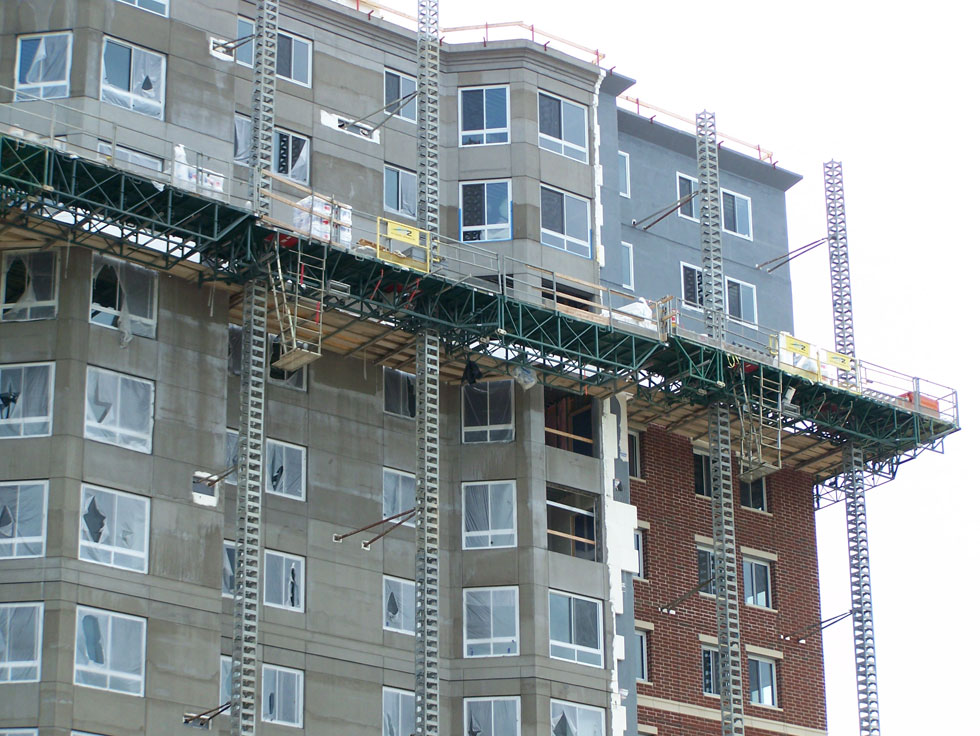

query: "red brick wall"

left=631, top=425, right=827, bottom=734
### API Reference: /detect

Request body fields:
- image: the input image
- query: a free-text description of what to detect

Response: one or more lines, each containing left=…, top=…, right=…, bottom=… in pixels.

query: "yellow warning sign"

left=784, top=335, right=811, bottom=357
left=385, top=220, right=421, bottom=246
left=824, top=350, right=852, bottom=371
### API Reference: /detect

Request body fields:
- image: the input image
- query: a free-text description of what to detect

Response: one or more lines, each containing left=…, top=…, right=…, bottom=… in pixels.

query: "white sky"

left=410, top=1, right=977, bottom=732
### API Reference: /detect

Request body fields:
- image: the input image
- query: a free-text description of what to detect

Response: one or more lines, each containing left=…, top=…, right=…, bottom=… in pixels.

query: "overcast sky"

left=412, top=1, right=977, bottom=733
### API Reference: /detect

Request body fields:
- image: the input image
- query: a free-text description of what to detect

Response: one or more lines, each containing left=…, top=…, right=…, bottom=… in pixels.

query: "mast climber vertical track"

left=697, top=111, right=745, bottom=736
left=825, top=161, right=880, bottom=736
left=232, top=3, right=278, bottom=736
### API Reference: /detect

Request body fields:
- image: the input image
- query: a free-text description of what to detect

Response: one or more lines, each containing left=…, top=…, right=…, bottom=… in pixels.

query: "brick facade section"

left=631, top=425, right=827, bottom=735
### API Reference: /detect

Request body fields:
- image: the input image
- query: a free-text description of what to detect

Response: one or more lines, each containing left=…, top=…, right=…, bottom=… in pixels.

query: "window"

left=74, top=606, right=146, bottom=695
left=0, top=481, right=48, bottom=558
left=633, top=530, right=644, bottom=578
left=382, top=576, right=414, bottom=634
left=100, top=38, right=165, bottom=119
left=748, top=656, right=777, bottom=706
left=220, top=655, right=232, bottom=704
left=550, top=700, right=604, bottom=736
left=743, top=558, right=772, bottom=608
left=384, top=69, right=417, bottom=122
left=677, top=174, right=699, bottom=220
left=228, top=325, right=243, bottom=375
left=0, top=362, right=53, bottom=439
left=459, top=86, right=509, bottom=145
left=460, top=180, right=512, bottom=242
left=740, top=477, right=767, bottom=511
left=115, top=0, right=168, bottom=15
left=544, top=388, right=594, bottom=457
left=462, top=380, right=514, bottom=443
left=694, top=452, right=710, bottom=496
left=2, top=250, right=58, bottom=322
left=383, top=367, right=416, bottom=418
left=264, top=550, right=304, bottom=612
left=1, top=730, right=38, bottom=736
left=225, top=429, right=239, bottom=485
left=627, top=430, right=641, bottom=478
left=465, top=697, right=520, bottom=736
left=236, top=20, right=312, bottom=87
left=464, top=587, right=519, bottom=657
left=384, top=165, right=418, bottom=218
left=546, top=487, right=598, bottom=561
left=261, top=664, right=303, bottom=727
left=222, top=540, right=236, bottom=597
left=79, top=485, right=149, bottom=573
left=549, top=590, right=602, bottom=666
left=723, top=190, right=752, bottom=239
left=268, top=335, right=307, bottom=390
left=634, top=630, right=647, bottom=681
left=726, top=278, right=757, bottom=325
left=681, top=262, right=704, bottom=309
left=275, top=128, right=310, bottom=184
left=15, top=32, right=71, bottom=101
left=85, top=366, right=154, bottom=453
left=697, top=546, right=716, bottom=596
left=0, top=602, right=42, bottom=682
left=538, top=92, right=587, bottom=162
left=97, top=141, right=163, bottom=172
left=702, top=647, right=720, bottom=695
left=90, top=253, right=158, bottom=338
left=265, top=439, right=306, bottom=500
left=382, top=468, right=415, bottom=526
left=234, top=18, right=254, bottom=66
left=617, top=242, right=634, bottom=291
left=618, top=151, right=630, bottom=197
left=540, top=186, right=590, bottom=258
left=383, top=687, right=414, bottom=736
left=462, top=481, right=516, bottom=549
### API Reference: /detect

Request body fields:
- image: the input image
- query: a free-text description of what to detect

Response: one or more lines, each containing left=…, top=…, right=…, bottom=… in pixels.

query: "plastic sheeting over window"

left=464, top=587, right=518, bottom=657
left=0, top=362, right=53, bottom=438
left=382, top=468, right=415, bottom=526
left=383, top=367, right=415, bottom=418
left=225, top=429, right=240, bottom=485
left=548, top=591, right=602, bottom=667
left=222, top=540, right=236, bottom=596
left=462, top=481, right=515, bottom=549
left=550, top=700, right=604, bottom=736
left=382, top=576, right=414, bottom=634
left=0, top=481, right=47, bottom=558
left=262, top=664, right=303, bottom=726
left=74, top=606, right=145, bottom=695
left=265, top=439, right=305, bottom=499
left=220, top=655, right=232, bottom=704
left=383, top=687, right=414, bottom=736
left=78, top=485, right=148, bottom=572
left=15, top=32, right=71, bottom=100
left=84, top=366, right=154, bottom=453
left=383, top=165, right=418, bottom=218
left=462, top=380, right=514, bottom=443
left=100, top=38, right=165, bottom=119
left=90, top=253, right=157, bottom=340
left=1, top=251, right=57, bottom=322
left=464, top=697, right=519, bottom=736
left=264, top=550, right=304, bottom=611
left=0, top=602, right=42, bottom=682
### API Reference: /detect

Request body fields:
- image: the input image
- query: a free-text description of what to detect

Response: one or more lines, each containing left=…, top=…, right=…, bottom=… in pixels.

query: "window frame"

left=458, top=85, right=510, bottom=146
left=462, top=480, right=517, bottom=550
left=748, top=655, right=778, bottom=707
left=78, top=484, right=150, bottom=573
left=619, top=242, right=634, bottom=291
left=0, top=601, right=43, bottom=683
left=261, top=663, right=304, bottom=727
left=267, top=334, right=307, bottom=390
left=383, top=163, right=418, bottom=219
left=702, top=646, right=720, bottom=696
left=627, top=429, right=641, bottom=478
left=99, top=36, right=166, bottom=120
left=225, top=428, right=239, bottom=485
left=273, top=127, right=310, bottom=185
left=234, top=19, right=311, bottom=88
left=265, top=437, right=306, bottom=500
left=537, top=91, right=588, bottom=162
left=697, top=545, right=717, bottom=597
left=740, top=477, right=767, bottom=512
left=540, top=185, right=591, bottom=258
left=546, top=487, right=599, bottom=562
left=222, top=539, right=236, bottom=597
left=618, top=151, right=631, bottom=197
left=74, top=605, right=146, bottom=696
left=84, top=365, right=155, bottom=453
left=694, top=451, right=711, bottom=497
left=677, top=173, right=699, bottom=221
left=114, top=0, right=169, bottom=16
left=0, top=480, right=48, bottom=559
left=461, top=380, right=515, bottom=443
left=275, top=29, right=312, bottom=87
left=743, top=557, right=773, bottom=609
left=0, top=362, right=54, bottom=439
left=220, top=654, right=232, bottom=705
left=726, top=276, right=758, bottom=326
left=633, top=529, right=644, bottom=579
left=263, top=549, right=305, bottom=612
left=382, top=575, right=415, bottom=635
left=1, top=249, right=59, bottom=322
left=459, top=179, right=513, bottom=243
left=550, top=699, right=605, bottom=736
left=680, top=262, right=759, bottom=325
left=635, top=630, right=648, bottom=681
left=548, top=589, right=603, bottom=667
left=464, top=696, right=521, bottom=736
left=90, top=253, right=158, bottom=338
left=14, top=31, right=73, bottom=101
left=382, top=467, right=416, bottom=527
left=384, top=69, right=417, bottom=122
left=722, top=189, right=753, bottom=240
left=383, top=366, right=416, bottom=419
left=383, top=686, right=415, bottom=736
left=463, top=585, right=520, bottom=657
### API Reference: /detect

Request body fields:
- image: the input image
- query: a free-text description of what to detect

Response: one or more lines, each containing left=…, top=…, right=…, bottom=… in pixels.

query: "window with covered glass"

left=462, top=380, right=514, bottom=443
left=100, top=37, right=165, bottom=118
left=79, top=484, right=149, bottom=573
left=0, top=480, right=47, bottom=558
left=15, top=32, right=72, bottom=100
left=74, top=606, right=146, bottom=695
left=462, top=481, right=516, bottom=549
left=1, top=250, right=58, bottom=322
left=463, top=586, right=519, bottom=657
left=0, top=362, right=54, bottom=439
left=90, top=253, right=157, bottom=338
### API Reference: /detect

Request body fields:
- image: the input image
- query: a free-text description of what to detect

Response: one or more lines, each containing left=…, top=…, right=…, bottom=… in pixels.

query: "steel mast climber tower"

left=231, top=3, right=278, bottom=736
left=697, top=111, right=745, bottom=736
left=414, top=2, right=442, bottom=736
left=824, top=161, right=880, bottom=736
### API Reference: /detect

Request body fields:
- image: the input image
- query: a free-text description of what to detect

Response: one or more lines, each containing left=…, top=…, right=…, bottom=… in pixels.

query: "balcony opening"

left=544, top=387, right=595, bottom=457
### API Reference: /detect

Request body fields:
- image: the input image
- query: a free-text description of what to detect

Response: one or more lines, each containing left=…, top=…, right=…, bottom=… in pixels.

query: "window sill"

left=745, top=604, right=778, bottom=614
left=629, top=475, right=645, bottom=483
left=739, top=506, right=773, bottom=517
left=748, top=702, right=782, bottom=712
left=633, top=576, right=648, bottom=584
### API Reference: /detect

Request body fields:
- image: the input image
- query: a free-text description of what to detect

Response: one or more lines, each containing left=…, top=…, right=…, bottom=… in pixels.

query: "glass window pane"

left=461, top=90, right=484, bottom=132
left=562, top=100, right=585, bottom=147
left=484, top=88, right=507, bottom=129
left=541, top=188, right=564, bottom=234
left=539, top=94, right=561, bottom=139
